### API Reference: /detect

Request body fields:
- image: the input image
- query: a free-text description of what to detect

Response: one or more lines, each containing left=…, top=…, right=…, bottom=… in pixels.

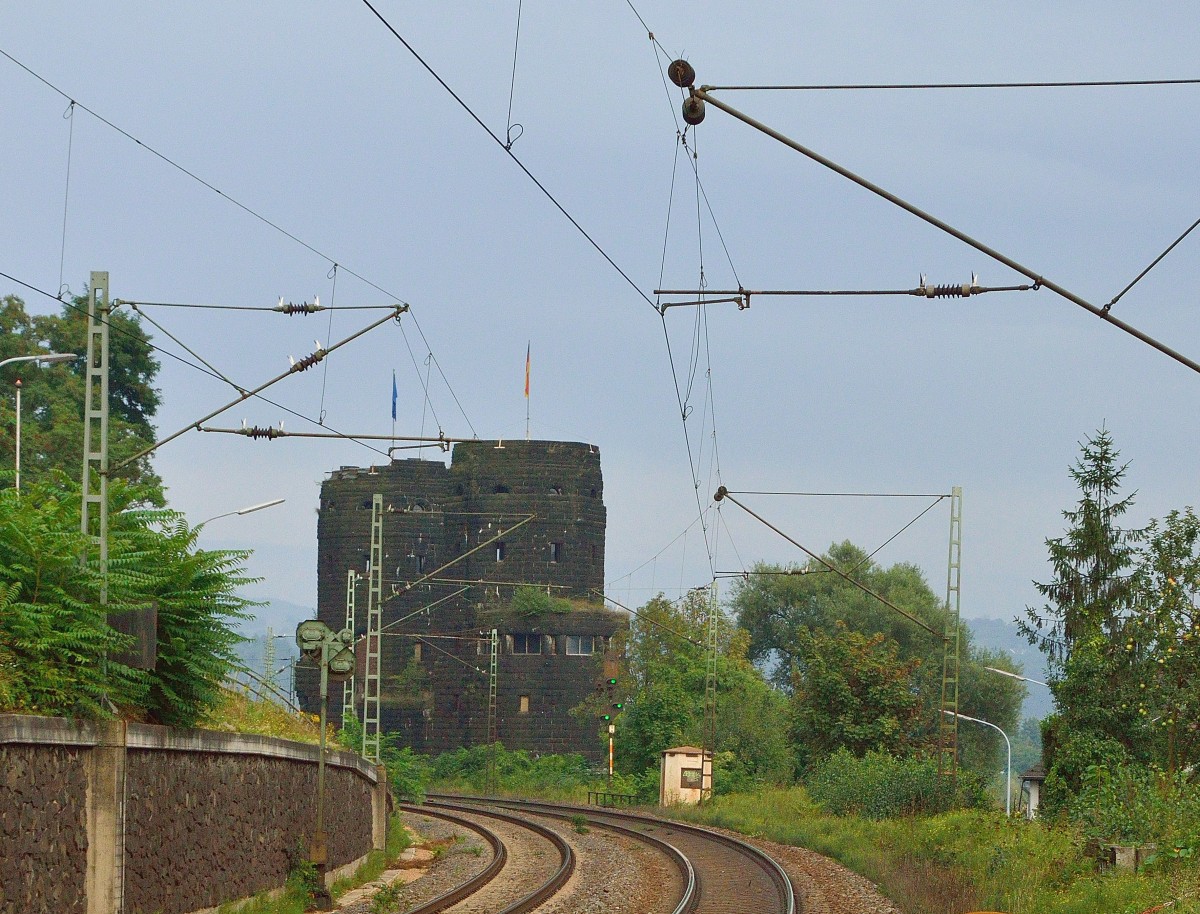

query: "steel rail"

left=404, top=800, right=576, bottom=913
left=428, top=794, right=698, bottom=914
left=532, top=800, right=791, bottom=914
left=432, top=793, right=794, bottom=914
left=395, top=804, right=507, bottom=913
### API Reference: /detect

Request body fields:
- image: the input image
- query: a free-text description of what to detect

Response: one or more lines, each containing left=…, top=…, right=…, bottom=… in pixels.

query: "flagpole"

left=524, top=342, right=531, bottom=441
left=391, top=369, right=398, bottom=455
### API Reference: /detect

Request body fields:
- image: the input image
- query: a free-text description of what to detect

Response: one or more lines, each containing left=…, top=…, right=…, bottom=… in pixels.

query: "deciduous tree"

left=0, top=292, right=162, bottom=499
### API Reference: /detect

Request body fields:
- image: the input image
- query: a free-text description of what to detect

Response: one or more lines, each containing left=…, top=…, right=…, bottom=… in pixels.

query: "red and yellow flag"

left=524, top=343, right=531, bottom=399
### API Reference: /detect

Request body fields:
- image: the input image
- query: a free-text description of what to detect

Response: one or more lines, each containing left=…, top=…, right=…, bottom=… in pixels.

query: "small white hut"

left=659, top=746, right=712, bottom=806
left=1019, top=762, right=1047, bottom=819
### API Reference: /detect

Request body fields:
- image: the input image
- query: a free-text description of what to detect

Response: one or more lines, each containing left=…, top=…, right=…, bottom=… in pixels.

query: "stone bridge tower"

left=301, top=440, right=624, bottom=759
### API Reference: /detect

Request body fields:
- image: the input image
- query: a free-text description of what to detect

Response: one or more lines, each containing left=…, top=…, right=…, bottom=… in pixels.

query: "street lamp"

left=197, top=498, right=286, bottom=526
left=1, top=352, right=80, bottom=491
left=943, top=709, right=1012, bottom=816
left=983, top=666, right=1048, bottom=688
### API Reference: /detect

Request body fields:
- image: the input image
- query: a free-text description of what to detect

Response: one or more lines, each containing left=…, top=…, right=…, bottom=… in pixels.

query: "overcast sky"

left=3, top=3, right=1197, bottom=632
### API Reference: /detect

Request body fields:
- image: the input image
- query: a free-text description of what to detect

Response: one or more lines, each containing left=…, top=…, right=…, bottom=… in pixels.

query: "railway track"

left=424, top=794, right=796, bottom=914
left=396, top=802, right=574, bottom=914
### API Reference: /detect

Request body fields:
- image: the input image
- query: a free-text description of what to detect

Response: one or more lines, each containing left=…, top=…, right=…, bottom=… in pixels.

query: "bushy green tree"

left=1127, top=508, right=1200, bottom=773
left=790, top=622, right=922, bottom=768
left=0, top=474, right=253, bottom=724
left=731, top=545, right=1023, bottom=775
left=597, top=592, right=793, bottom=790
left=0, top=292, right=162, bottom=500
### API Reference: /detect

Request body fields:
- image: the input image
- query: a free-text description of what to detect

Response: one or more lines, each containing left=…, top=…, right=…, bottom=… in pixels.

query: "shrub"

left=807, top=748, right=982, bottom=819
left=0, top=475, right=253, bottom=723
left=1069, top=762, right=1200, bottom=850
left=509, top=585, right=572, bottom=617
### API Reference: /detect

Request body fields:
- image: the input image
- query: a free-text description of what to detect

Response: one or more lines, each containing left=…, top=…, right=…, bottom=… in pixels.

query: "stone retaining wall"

left=0, top=714, right=388, bottom=914
left=0, top=742, right=88, bottom=912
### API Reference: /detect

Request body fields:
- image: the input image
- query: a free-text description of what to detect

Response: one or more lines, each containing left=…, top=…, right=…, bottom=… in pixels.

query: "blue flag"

left=391, top=371, right=397, bottom=421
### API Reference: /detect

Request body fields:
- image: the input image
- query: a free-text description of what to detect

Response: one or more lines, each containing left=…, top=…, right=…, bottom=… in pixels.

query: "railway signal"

left=294, top=619, right=356, bottom=909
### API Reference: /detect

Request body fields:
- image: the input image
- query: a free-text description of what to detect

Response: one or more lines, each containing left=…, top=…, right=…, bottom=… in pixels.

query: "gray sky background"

left=3, top=3, right=1198, bottom=637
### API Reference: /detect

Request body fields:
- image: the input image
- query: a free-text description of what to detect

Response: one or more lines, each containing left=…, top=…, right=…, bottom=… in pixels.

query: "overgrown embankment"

left=667, top=787, right=1200, bottom=914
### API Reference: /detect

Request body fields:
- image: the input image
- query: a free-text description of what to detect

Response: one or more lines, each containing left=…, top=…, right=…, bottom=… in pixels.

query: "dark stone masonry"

left=300, top=440, right=626, bottom=759
left=124, top=743, right=374, bottom=914
left=0, top=744, right=88, bottom=913
left=0, top=715, right=386, bottom=914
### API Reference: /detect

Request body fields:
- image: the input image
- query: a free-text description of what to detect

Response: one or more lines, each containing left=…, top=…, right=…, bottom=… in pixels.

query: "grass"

left=215, top=813, right=412, bottom=914
left=665, top=788, right=1200, bottom=914
left=199, top=688, right=346, bottom=747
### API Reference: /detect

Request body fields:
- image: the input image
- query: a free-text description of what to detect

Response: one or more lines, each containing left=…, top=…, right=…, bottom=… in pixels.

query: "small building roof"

left=662, top=746, right=707, bottom=755
left=1020, top=762, right=1047, bottom=781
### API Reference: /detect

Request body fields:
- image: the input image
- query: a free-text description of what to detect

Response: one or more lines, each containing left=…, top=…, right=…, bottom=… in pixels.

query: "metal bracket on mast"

left=362, top=495, right=384, bottom=762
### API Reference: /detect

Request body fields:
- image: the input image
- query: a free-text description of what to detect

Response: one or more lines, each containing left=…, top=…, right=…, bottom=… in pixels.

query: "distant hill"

left=966, top=616, right=1054, bottom=721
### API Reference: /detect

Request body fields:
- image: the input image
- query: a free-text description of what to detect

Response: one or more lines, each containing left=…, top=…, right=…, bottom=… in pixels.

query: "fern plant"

left=0, top=472, right=256, bottom=724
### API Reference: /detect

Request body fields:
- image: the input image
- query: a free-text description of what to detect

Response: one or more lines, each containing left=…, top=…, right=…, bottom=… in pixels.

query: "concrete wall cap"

left=0, top=713, right=102, bottom=746
left=0, top=714, right=377, bottom=783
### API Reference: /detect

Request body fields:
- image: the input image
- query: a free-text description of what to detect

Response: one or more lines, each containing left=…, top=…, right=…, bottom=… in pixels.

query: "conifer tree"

left=1021, top=428, right=1148, bottom=806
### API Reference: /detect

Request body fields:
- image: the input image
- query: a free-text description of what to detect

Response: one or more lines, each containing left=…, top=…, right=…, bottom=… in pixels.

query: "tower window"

left=494, top=484, right=510, bottom=494
left=550, top=542, right=563, bottom=563
left=565, top=635, right=596, bottom=656
left=495, top=542, right=507, bottom=562
left=511, top=633, right=542, bottom=655
left=413, top=643, right=423, bottom=662
left=519, top=695, right=530, bottom=714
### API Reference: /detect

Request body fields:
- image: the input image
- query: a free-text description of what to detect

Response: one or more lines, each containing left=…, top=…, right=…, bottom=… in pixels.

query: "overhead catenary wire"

left=0, top=46, right=477, bottom=435
left=120, top=300, right=397, bottom=312
left=654, top=281, right=1039, bottom=312
left=357, top=0, right=657, bottom=313
left=57, top=100, right=75, bottom=299
left=1104, top=213, right=1200, bottom=313
left=604, top=510, right=707, bottom=589
left=716, top=493, right=945, bottom=579
left=726, top=490, right=950, bottom=497
left=685, top=83, right=1200, bottom=376
left=715, top=486, right=943, bottom=639
left=129, top=304, right=244, bottom=395
left=504, top=0, right=524, bottom=149
left=703, top=78, right=1200, bottom=91
left=110, top=305, right=409, bottom=472
left=199, top=425, right=469, bottom=445
left=318, top=263, right=339, bottom=424
left=0, top=269, right=397, bottom=463
left=378, top=587, right=472, bottom=636
left=593, top=590, right=703, bottom=648
left=622, top=0, right=676, bottom=64
left=653, top=73, right=730, bottom=587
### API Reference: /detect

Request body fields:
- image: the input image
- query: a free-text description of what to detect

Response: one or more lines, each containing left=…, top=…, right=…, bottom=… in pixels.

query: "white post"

left=14, top=379, right=20, bottom=491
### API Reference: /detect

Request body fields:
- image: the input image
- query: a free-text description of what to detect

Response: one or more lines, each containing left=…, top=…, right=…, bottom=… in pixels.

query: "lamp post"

left=1, top=352, right=80, bottom=490
left=943, top=709, right=1012, bottom=816
left=197, top=498, right=285, bottom=526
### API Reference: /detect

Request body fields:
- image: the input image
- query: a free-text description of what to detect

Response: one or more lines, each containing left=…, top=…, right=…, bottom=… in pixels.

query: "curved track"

left=397, top=802, right=575, bottom=914
left=427, top=794, right=795, bottom=914
left=426, top=796, right=696, bottom=914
